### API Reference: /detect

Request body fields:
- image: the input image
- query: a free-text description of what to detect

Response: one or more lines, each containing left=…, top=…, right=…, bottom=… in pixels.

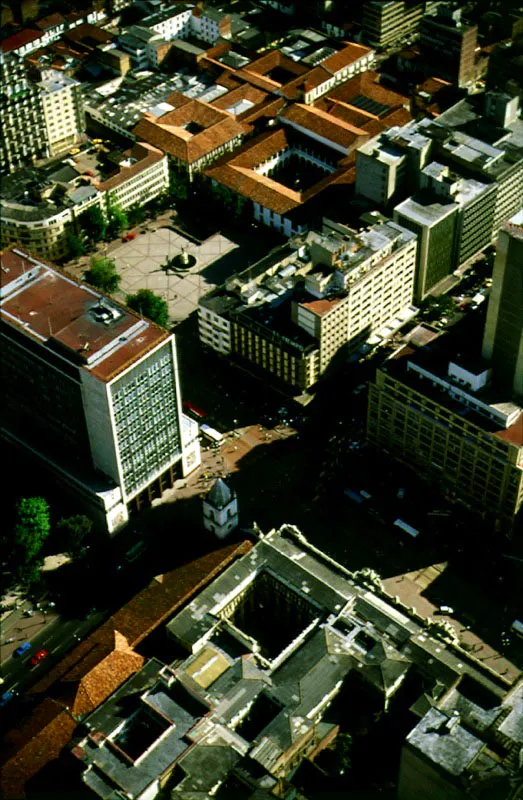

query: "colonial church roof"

left=206, top=478, right=233, bottom=509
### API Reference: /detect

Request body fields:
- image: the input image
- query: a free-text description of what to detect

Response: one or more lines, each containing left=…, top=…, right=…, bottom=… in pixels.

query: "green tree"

left=106, top=197, right=129, bottom=239
left=56, top=515, right=93, bottom=559
left=85, top=256, right=121, bottom=293
left=126, top=289, right=169, bottom=327
left=169, top=169, right=189, bottom=204
left=13, top=497, right=50, bottom=565
left=79, top=205, right=107, bottom=242
left=127, top=204, right=146, bottom=226
left=65, top=229, right=85, bottom=258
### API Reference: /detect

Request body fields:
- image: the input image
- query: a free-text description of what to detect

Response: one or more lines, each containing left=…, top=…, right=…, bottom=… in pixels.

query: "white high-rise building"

left=0, top=247, right=200, bottom=533
left=39, top=70, right=85, bottom=157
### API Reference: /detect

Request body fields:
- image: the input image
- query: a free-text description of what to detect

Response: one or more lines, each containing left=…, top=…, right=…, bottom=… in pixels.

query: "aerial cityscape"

left=0, top=0, right=521, bottom=798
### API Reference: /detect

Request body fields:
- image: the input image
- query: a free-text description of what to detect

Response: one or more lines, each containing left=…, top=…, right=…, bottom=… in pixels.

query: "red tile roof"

left=0, top=540, right=252, bottom=799
left=321, top=42, right=373, bottom=75
left=494, top=414, right=523, bottom=448
left=0, top=247, right=171, bottom=384
left=299, top=297, right=344, bottom=317
left=280, top=103, right=369, bottom=152
left=1, top=27, right=41, bottom=53
left=34, top=12, right=65, bottom=31
left=279, top=66, right=333, bottom=100
left=132, top=96, right=250, bottom=165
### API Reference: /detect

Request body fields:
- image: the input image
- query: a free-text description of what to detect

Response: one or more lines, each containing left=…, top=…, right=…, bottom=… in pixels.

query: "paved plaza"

left=110, top=226, right=240, bottom=322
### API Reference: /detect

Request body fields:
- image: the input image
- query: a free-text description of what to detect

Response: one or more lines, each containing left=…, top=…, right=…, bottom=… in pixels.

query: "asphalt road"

left=1, top=608, right=107, bottom=697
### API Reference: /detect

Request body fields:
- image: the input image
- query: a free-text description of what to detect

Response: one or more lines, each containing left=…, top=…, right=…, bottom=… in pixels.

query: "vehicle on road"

left=511, top=620, right=523, bottom=639
left=30, top=649, right=48, bottom=666
left=122, top=232, right=137, bottom=242
left=183, top=401, right=207, bottom=420
left=200, top=424, right=224, bottom=446
left=393, top=519, right=420, bottom=538
left=439, top=606, right=454, bottom=614
left=0, top=691, right=14, bottom=707
left=14, top=642, right=31, bottom=657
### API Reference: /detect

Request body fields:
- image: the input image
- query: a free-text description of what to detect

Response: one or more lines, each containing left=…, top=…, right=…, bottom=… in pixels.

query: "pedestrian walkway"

left=111, top=227, right=238, bottom=322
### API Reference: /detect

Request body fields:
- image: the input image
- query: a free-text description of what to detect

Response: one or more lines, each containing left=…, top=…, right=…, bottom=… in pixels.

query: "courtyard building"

left=70, top=524, right=522, bottom=800
left=0, top=247, right=200, bottom=533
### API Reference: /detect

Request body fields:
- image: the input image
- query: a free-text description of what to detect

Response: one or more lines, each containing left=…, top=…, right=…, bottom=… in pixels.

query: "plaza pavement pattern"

left=111, top=227, right=239, bottom=322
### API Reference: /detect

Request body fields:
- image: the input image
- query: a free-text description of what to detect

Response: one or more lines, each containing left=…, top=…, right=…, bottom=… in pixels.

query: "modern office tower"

left=367, top=346, right=523, bottom=536
left=0, top=247, right=200, bottom=533
left=419, top=5, right=479, bottom=86
left=355, top=122, right=433, bottom=208
left=203, top=478, right=239, bottom=539
left=362, top=0, right=438, bottom=49
left=394, top=163, right=496, bottom=301
left=393, top=192, right=457, bottom=301
left=0, top=51, right=47, bottom=174
left=432, top=93, right=523, bottom=236
left=38, top=70, right=85, bottom=157
left=482, top=212, right=523, bottom=401
left=199, top=219, right=417, bottom=392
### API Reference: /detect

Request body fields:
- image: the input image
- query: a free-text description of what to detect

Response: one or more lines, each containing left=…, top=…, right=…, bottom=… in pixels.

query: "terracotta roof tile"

left=1, top=28, right=41, bottom=53
left=321, top=42, right=373, bottom=75
left=1, top=700, right=77, bottom=800
left=281, top=103, right=368, bottom=151
left=132, top=98, right=250, bottom=165
left=279, top=66, right=333, bottom=100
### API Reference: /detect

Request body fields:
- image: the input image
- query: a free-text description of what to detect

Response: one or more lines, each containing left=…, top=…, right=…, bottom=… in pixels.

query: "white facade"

left=39, top=70, right=84, bottom=157
left=146, top=8, right=192, bottom=39
left=198, top=307, right=232, bottom=354
left=102, top=152, right=169, bottom=211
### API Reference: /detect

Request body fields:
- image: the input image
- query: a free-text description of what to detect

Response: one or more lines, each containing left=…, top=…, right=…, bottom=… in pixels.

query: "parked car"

left=14, top=642, right=31, bottom=657
left=0, top=691, right=14, bottom=707
left=30, top=649, right=48, bottom=666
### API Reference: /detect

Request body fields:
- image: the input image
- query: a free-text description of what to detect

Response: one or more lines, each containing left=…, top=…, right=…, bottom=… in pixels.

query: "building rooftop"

left=133, top=91, right=250, bottom=165
left=381, top=339, right=523, bottom=445
left=0, top=248, right=169, bottom=384
left=207, top=478, right=234, bottom=509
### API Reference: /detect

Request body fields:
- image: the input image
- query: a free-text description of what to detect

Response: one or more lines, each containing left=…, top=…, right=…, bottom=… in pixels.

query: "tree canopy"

left=106, top=200, right=128, bottom=238
left=79, top=205, right=107, bottom=242
left=13, top=497, right=51, bottom=565
left=84, top=255, right=121, bottom=293
left=57, top=514, right=93, bottom=559
left=126, top=289, right=169, bottom=327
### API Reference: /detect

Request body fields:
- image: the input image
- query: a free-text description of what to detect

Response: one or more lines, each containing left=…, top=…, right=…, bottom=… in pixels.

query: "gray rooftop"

left=206, top=478, right=234, bottom=509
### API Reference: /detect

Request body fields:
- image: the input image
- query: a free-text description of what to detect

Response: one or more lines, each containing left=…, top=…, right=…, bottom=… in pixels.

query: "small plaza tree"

left=12, top=497, right=51, bottom=567
left=126, top=289, right=169, bottom=327
left=84, top=256, right=121, bottom=293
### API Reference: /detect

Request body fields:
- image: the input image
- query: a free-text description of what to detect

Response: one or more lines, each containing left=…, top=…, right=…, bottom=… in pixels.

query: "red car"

left=30, top=649, right=48, bottom=666
left=122, top=232, right=137, bottom=242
